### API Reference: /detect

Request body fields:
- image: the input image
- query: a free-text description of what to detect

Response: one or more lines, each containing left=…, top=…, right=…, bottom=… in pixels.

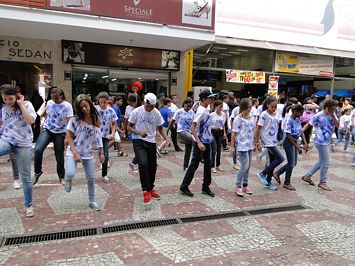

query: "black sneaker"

left=180, top=187, right=194, bottom=197
left=202, top=187, right=215, bottom=197
left=32, top=172, right=43, bottom=185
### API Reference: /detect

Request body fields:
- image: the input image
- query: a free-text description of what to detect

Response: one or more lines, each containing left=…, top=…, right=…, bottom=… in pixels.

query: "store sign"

left=0, top=38, right=52, bottom=62
left=268, top=76, right=279, bottom=98
left=62, top=40, right=180, bottom=70
left=275, top=52, right=333, bottom=77
left=225, top=70, right=265, bottom=84
left=47, top=0, right=215, bottom=30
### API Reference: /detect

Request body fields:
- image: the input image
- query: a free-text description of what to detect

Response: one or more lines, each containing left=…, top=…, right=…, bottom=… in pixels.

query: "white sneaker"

left=211, top=167, right=217, bottom=173
left=233, top=163, right=240, bottom=170
left=13, top=180, right=21, bottom=189
left=102, top=176, right=110, bottom=183
left=216, top=166, right=223, bottom=171
left=25, top=206, right=34, bottom=218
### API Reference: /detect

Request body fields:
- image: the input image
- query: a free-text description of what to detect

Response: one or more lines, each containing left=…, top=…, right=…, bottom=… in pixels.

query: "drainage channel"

left=1, top=204, right=307, bottom=247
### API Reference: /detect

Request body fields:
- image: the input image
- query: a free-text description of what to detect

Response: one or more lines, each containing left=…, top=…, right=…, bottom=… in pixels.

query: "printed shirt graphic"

left=173, top=108, right=194, bottom=133
left=309, top=111, right=336, bottom=145
left=339, top=114, right=351, bottom=129
left=284, top=117, right=302, bottom=139
left=193, top=105, right=213, bottom=144
left=210, top=112, right=226, bottom=130
left=66, top=118, right=103, bottom=159
left=160, top=106, right=172, bottom=128
left=233, top=115, right=255, bottom=151
left=124, top=105, right=135, bottom=119
left=129, top=106, right=164, bottom=143
left=258, top=111, right=280, bottom=147
left=95, top=106, right=118, bottom=138
left=1, top=102, right=37, bottom=147
left=43, top=100, right=73, bottom=133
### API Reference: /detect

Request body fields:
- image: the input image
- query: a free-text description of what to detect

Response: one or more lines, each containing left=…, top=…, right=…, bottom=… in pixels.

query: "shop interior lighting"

left=213, top=47, right=228, bottom=50
left=111, top=78, right=117, bottom=81
left=102, top=75, right=109, bottom=79
left=155, top=78, right=159, bottom=80
left=33, top=65, right=43, bottom=73
left=228, top=51, right=241, bottom=54
left=220, top=53, right=232, bottom=56
left=237, top=49, right=249, bottom=52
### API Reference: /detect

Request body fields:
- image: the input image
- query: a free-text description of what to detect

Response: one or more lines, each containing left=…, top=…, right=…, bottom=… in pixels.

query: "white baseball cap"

left=144, top=93, right=157, bottom=105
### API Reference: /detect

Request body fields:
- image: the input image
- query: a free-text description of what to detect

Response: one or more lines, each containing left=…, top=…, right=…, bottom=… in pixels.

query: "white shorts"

left=114, top=131, right=121, bottom=143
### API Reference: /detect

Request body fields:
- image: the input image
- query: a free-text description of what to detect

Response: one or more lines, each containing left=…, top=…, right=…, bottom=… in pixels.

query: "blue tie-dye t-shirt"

left=284, top=117, right=302, bottom=139
left=258, top=111, right=280, bottom=147
left=95, top=106, right=118, bottom=139
left=193, top=105, right=213, bottom=144
left=1, top=102, right=37, bottom=147
left=232, top=114, right=255, bottom=152
left=43, top=100, right=73, bottom=133
left=172, top=108, right=195, bottom=133
left=66, top=118, right=103, bottom=159
left=0, top=104, right=3, bottom=136
left=309, top=111, right=336, bottom=145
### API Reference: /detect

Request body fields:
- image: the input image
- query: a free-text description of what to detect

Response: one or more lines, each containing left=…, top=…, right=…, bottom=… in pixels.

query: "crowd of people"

left=0, top=83, right=354, bottom=218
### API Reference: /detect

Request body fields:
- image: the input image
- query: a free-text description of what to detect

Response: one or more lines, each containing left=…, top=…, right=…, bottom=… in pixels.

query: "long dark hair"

left=75, top=94, right=100, bottom=127
left=0, top=84, right=19, bottom=110
left=262, top=96, right=277, bottom=111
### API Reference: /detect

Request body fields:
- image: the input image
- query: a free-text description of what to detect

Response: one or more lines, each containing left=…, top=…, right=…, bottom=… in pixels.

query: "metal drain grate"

left=102, top=219, right=179, bottom=234
left=4, top=228, right=97, bottom=246
left=2, top=204, right=306, bottom=247
left=181, top=211, right=246, bottom=223
left=247, top=205, right=306, bottom=216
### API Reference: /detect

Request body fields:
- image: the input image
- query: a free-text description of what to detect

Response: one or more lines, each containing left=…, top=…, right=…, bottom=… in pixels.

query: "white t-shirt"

left=256, top=105, right=263, bottom=117
left=193, top=105, right=213, bottom=144
left=210, top=112, right=226, bottom=130
left=173, top=108, right=195, bottom=133
left=257, top=111, right=280, bottom=147
left=169, top=103, right=178, bottom=114
left=43, top=100, right=73, bottom=134
left=281, top=110, right=292, bottom=131
left=351, top=109, right=355, bottom=126
left=222, top=102, right=229, bottom=113
left=276, top=103, right=285, bottom=118
left=251, top=106, right=258, bottom=118
left=230, top=106, right=240, bottom=119
left=232, top=115, right=255, bottom=151
left=124, top=105, right=135, bottom=119
left=1, top=102, right=37, bottom=147
left=129, top=105, right=164, bottom=143
left=339, top=114, right=351, bottom=129
left=95, top=106, right=118, bottom=138
left=66, top=118, right=103, bottom=159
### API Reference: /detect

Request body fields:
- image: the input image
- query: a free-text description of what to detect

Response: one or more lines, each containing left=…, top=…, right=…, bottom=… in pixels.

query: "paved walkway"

left=0, top=142, right=354, bottom=265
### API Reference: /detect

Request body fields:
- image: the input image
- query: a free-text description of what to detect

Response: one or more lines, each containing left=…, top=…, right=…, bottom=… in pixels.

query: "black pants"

left=101, top=138, right=109, bottom=177
left=171, top=125, right=180, bottom=150
left=211, top=130, right=223, bottom=167
left=181, top=142, right=212, bottom=190
left=32, top=115, right=41, bottom=142
left=178, top=131, right=193, bottom=169
left=132, top=139, right=157, bottom=191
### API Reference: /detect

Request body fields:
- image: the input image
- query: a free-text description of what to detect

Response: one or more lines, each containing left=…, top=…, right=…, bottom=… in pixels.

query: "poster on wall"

left=50, top=0, right=90, bottom=10
left=182, top=0, right=213, bottom=27
left=162, top=51, right=180, bottom=70
left=268, top=76, right=279, bottom=97
left=226, top=69, right=265, bottom=84
left=275, top=52, right=334, bottom=77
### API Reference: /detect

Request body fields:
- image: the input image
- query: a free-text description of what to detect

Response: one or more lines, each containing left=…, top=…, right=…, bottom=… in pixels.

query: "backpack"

left=300, top=111, right=314, bottom=124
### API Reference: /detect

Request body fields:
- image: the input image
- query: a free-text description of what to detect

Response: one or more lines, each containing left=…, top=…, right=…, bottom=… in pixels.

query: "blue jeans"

left=10, top=153, right=19, bottom=180
left=352, top=153, right=355, bottom=163
left=261, top=146, right=284, bottom=183
left=65, top=156, right=96, bottom=202
left=334, top=128, right=349, bottom=151
left=233, top=142, right=238, bottom=165
left=276, top=138, right=297, bottom=184
left=34, top=129, right=65, bottom=179
left=305, top=144, right=329, bottom=184
left=236, top=150, right=252, bottom=187
left=0, top=140, right=33, bottom=207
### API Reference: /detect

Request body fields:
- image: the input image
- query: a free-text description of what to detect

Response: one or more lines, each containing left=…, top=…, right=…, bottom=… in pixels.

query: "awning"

left=216, top=36, right=355, bottom=59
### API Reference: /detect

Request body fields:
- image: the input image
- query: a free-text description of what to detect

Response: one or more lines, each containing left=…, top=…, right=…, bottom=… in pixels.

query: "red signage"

left=46, top=0, right=215, bottom=30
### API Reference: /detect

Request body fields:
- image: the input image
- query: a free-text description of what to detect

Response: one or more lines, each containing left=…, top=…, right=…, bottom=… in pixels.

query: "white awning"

left=216, top=36, right=355, bottom=59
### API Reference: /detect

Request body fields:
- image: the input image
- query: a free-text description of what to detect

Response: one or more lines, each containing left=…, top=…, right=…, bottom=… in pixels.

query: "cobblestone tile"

left=0, top=247, right=18, bottom=266
left=46, top=252, right=125, bottom=266
left=47, top=185, right=109, bottom=214
left=297, top=220, right=355, bottom=262
left=0, top=208, right=24, bottom=235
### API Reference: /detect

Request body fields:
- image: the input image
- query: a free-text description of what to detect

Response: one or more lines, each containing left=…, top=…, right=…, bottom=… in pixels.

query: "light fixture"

left=138, top=77, right=142, bottom=80
left=228, top=51, right=241, bottom=54
left=155, top=78, right=159, bottom=80
left=237, top=49, right=249, bottom=52
left=220, top=53, right=232, bottom=56
left=102, top=75, right=109, bottom=79
left=111, top=78, right=117, bottom=81
left=213, top=47, right=228, bottom=50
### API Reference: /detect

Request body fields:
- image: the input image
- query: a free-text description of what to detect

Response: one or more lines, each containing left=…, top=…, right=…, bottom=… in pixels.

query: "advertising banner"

left=275, top=52, right=333, bottom=77
left=268, top=76, right=279, bottom=98
left=226, top=69, right=265, bottom=84
left=62, top=40, right=180, bottom=70
left=47, top=0, right=215, bottom=30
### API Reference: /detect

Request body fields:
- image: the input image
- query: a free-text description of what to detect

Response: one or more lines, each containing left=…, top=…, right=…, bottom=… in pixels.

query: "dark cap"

left=199, top=89, right=217, bottom=100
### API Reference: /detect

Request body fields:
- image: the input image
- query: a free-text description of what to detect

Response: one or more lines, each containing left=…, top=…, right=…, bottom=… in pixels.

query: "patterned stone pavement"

left=0, top=141, right=354, bottom=265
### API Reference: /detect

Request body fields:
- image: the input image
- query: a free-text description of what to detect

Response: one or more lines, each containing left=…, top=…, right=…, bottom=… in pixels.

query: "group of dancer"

left=0, top=84, right=354, bottom=217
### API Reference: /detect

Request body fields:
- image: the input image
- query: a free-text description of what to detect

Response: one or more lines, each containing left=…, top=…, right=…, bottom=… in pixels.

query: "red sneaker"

left=143, top=191, right=151, bottom=205
left=150, top=189, right=161, bottom=200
